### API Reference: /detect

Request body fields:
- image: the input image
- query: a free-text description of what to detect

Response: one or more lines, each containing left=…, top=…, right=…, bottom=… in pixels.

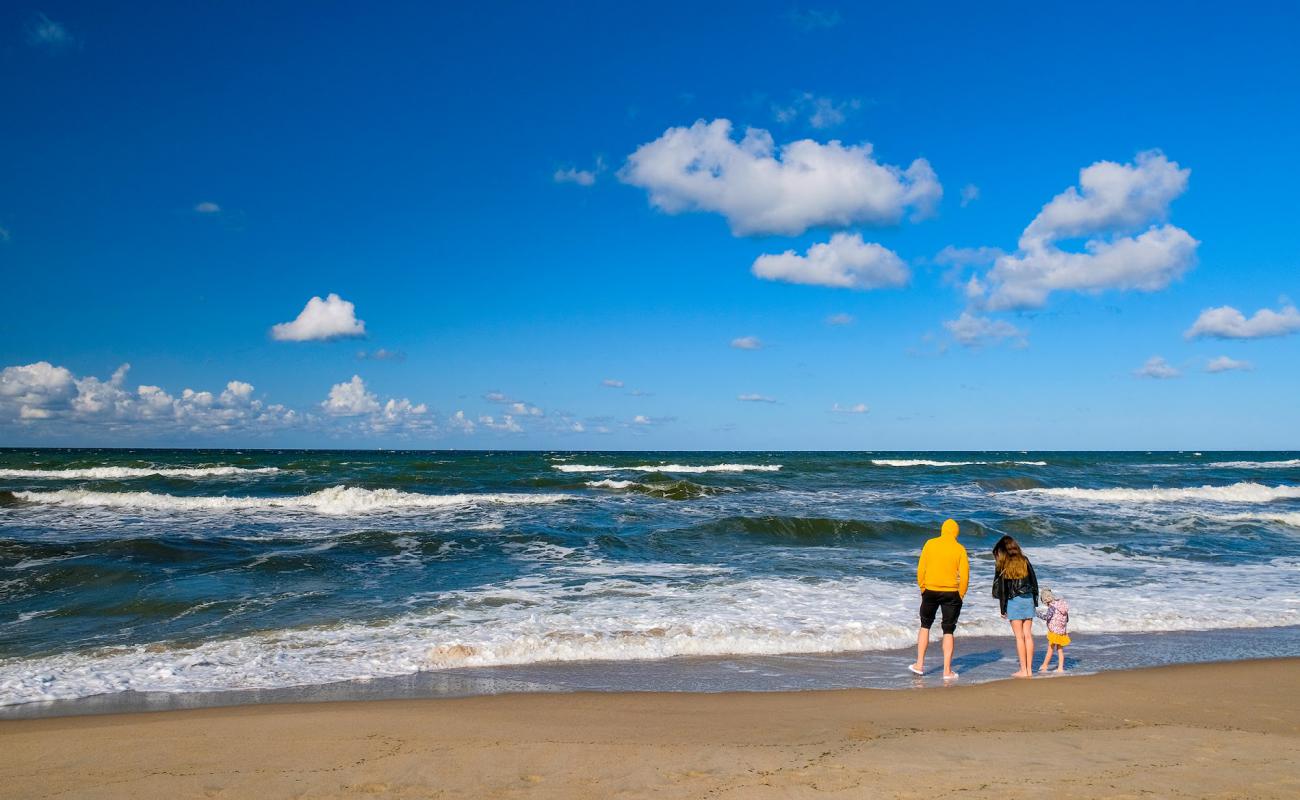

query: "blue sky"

left=2, top=2, right=1298, bottom=449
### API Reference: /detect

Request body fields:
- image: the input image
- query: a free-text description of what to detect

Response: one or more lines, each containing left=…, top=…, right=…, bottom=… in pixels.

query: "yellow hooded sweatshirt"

left=917, top=519, right=970, bottom=597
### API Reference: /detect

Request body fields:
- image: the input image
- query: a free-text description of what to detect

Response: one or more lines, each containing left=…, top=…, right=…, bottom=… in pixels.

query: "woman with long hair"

left=991, top=535, right=1040, bottom=678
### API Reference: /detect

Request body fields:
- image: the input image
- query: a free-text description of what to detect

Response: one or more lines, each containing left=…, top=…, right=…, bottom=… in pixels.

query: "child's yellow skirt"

left=1047, top=632, right=1071, bottom=646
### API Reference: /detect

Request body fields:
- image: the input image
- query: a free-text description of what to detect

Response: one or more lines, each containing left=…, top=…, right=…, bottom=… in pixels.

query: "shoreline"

left=6, top=624, right=1298, bottom=721
left=3, top=658, right=1296, bottom=798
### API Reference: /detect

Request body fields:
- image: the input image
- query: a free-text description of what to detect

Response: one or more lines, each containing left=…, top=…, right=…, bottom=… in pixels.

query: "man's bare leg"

left=941, top=633, right=956, bottom=678
left=911, top=627, right=929, bottom=672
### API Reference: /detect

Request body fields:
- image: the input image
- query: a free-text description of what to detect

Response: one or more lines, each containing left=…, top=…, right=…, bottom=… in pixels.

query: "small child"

left=1036, top=588, right=1070, bottom=673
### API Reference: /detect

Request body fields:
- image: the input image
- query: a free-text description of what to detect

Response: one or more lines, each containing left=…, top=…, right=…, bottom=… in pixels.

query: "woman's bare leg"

left=1021, top=618, right=1034, bottom=676
left=1009, top=619, right=1029, bottom=677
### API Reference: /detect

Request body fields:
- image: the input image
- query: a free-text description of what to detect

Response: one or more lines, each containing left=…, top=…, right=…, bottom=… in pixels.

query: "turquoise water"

left=2, top=449, right=1298, bottom=708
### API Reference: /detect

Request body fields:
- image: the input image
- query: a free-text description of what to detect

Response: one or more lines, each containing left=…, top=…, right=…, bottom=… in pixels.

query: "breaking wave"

left=1006, top=481, right=1300, bottom=504
left=555, top=463, right=781, bottom=473
left=10, top=486, right=575, bottom=515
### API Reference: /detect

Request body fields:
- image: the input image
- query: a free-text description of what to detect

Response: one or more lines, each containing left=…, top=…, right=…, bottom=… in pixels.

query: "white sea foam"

left=0, top=466, right=280, bottom=479
left=1006, top=481, right=1300, bottom=504
left=1212, top=512, right=1300, bottom=528
left=555, top=463, right=781, bottom=473
left=1205, top=459, right=1300, bottom=469
left=585, top=479, right=637, bottom=489
left=2, top=546, right=1296, bottom=706
left=872, top=459, right=1047, bottom=467
left=10, top=486, right=575, bottom=515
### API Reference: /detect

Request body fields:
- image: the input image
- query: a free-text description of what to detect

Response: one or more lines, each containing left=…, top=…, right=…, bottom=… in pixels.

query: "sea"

left=2, top=449, right=1298, bottom=717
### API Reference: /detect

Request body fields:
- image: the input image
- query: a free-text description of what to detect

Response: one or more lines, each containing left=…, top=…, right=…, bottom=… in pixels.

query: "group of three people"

left=909, top=518, right=1070, bottom=681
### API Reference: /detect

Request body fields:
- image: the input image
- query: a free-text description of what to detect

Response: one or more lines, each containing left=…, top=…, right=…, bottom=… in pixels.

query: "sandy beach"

left=2, top=658, right=1296, bottom=799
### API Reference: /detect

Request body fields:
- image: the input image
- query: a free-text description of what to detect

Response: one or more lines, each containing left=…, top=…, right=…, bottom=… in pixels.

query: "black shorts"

left=919, top=590, right=963, bottom=634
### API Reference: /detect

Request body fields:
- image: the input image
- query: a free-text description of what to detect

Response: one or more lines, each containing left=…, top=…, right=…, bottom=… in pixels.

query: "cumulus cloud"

left=194, top=201, right=221, bottom=214
left=1206, top=356, right=1253, bottom=373
left=960, top=184, right=980, bottom=207
left=1020, top=151, right=1189, bottom=247
left=321, top=375, right=380, bottom=415
left=26, top=13, right=75, bottom=49
left=1184, top=303, right=1300, bottom=340
left=826, top=312, right=855, bottom=325
left=1, top=362, right=298, bottom=435
left=619, top=119, right=941, bottom=236
left=831, top=402, right=869, bottom=414
left=601, top=378, right=624, bottom=388
left=1134, top=356, right=1180, bottom=379
left=730, top=336, right=763, bottom=350
left=961, top=151, right=1197, bottom=311
left=483, top=391, right=543, bottom=416
left=446, top=410, right=476, bottom=433
left=737, top=393, right=776, bottom=403
left=271, top=293, right=367, bottom=341
left=752, top=232, right=908, bottom=290
left=943, top=312, right=1026, bottom=348
left=478, top=414, right=523, bottom=433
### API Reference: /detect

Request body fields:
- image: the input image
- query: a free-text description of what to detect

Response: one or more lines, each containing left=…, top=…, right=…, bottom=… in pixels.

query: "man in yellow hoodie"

left=909, top=518, right=969, bottom=680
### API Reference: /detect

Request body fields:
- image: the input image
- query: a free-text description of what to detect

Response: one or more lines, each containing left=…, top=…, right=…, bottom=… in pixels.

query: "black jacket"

left=991, top=561, right=1039, bottom=615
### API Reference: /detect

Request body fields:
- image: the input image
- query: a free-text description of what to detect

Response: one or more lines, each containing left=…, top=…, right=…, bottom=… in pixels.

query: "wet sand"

left=2, top=658, right=1296, bottom=799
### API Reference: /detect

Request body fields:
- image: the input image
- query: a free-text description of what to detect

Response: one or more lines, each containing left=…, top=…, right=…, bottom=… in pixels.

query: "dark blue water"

left=2, top=449, right=1298, bottom=708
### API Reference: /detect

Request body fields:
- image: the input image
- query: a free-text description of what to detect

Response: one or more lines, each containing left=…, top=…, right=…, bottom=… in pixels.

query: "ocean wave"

left=3, top=549, right=1297, bottom=705
left=9, top=486, right=574, bottom=515
left=1204, top=459, right=1300, bottom=469
left=584, top=479, right=724, bottom=500
left=872, top=459, right=1047, bottom=467
left=554, top=463, right=781, bottom=473
left=1005, top=481, right=1300, bottom=504
left=0, top=466, right=280, bottom=479
left=1212, top=512, right=1300, bottom=529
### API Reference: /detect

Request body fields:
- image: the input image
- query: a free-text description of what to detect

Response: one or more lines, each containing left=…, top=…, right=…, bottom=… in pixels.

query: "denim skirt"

left=1006, top=594, right=1035, bottom=620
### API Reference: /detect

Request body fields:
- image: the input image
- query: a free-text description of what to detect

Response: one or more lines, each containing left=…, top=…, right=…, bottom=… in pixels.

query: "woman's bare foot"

left=1012, top=669, right=1030, bottom=678
left=1038, top=665, right=1049, bottom=673
left=1055, top=667, right=1066, bottom=673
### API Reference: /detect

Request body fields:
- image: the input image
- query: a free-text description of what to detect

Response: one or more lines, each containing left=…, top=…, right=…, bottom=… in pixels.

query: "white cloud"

left=194, top=201, right=221, bottom=214
left=0, top=361, right=76, bottom=420
left=831, top=402, right=869, bottom=414
left=1021, top=151, right=1189, bottom=247
left=632, top=415, right=651, bottom=425
left=960, top=184, right=979, bottom=207
left=1184, top=304, right=1300, bottom=340
left=554, top=167, right=596, bottom=186
left=752, top=232, right=908, bottom=290
left=730, top=336, right=763, bottom=350
left=1135, top=356, right=1180, bottom=379
left=447, top=410, right=476, bottom=433
left=26, top=13, right=75, bottom=49
left=737, top=393, right=776, bottom=403
left=1, top=362, right=298, bottom=435
left=510, top=401, right=544, bottom=417
left=943, top=312, right=1026, bottom=348
left=826, top=313, right=855, bottom=326
left=619, top=119, right=941, bottom=236
left=570, top=421, right=586, bottom=433
left=962, top=151, right=1197, bottom=311
left=321, top=375, right=380, bottom=415
left=271, top=293, right=366, bottom=341
left=985, top=225, right=1198, bottom=310
left=478, top=414, right=523, bottom=433
left=601, top=378, right=624, bottom=388
left=1206, top=356, right=1253, bottom=373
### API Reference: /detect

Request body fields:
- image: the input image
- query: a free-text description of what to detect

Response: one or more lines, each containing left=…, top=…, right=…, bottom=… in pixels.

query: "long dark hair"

left=992, top=535, right=1029, bottom=579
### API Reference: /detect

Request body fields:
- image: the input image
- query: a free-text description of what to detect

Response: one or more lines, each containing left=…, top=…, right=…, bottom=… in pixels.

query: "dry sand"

left=2, top=658, right=1296, bottom=799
